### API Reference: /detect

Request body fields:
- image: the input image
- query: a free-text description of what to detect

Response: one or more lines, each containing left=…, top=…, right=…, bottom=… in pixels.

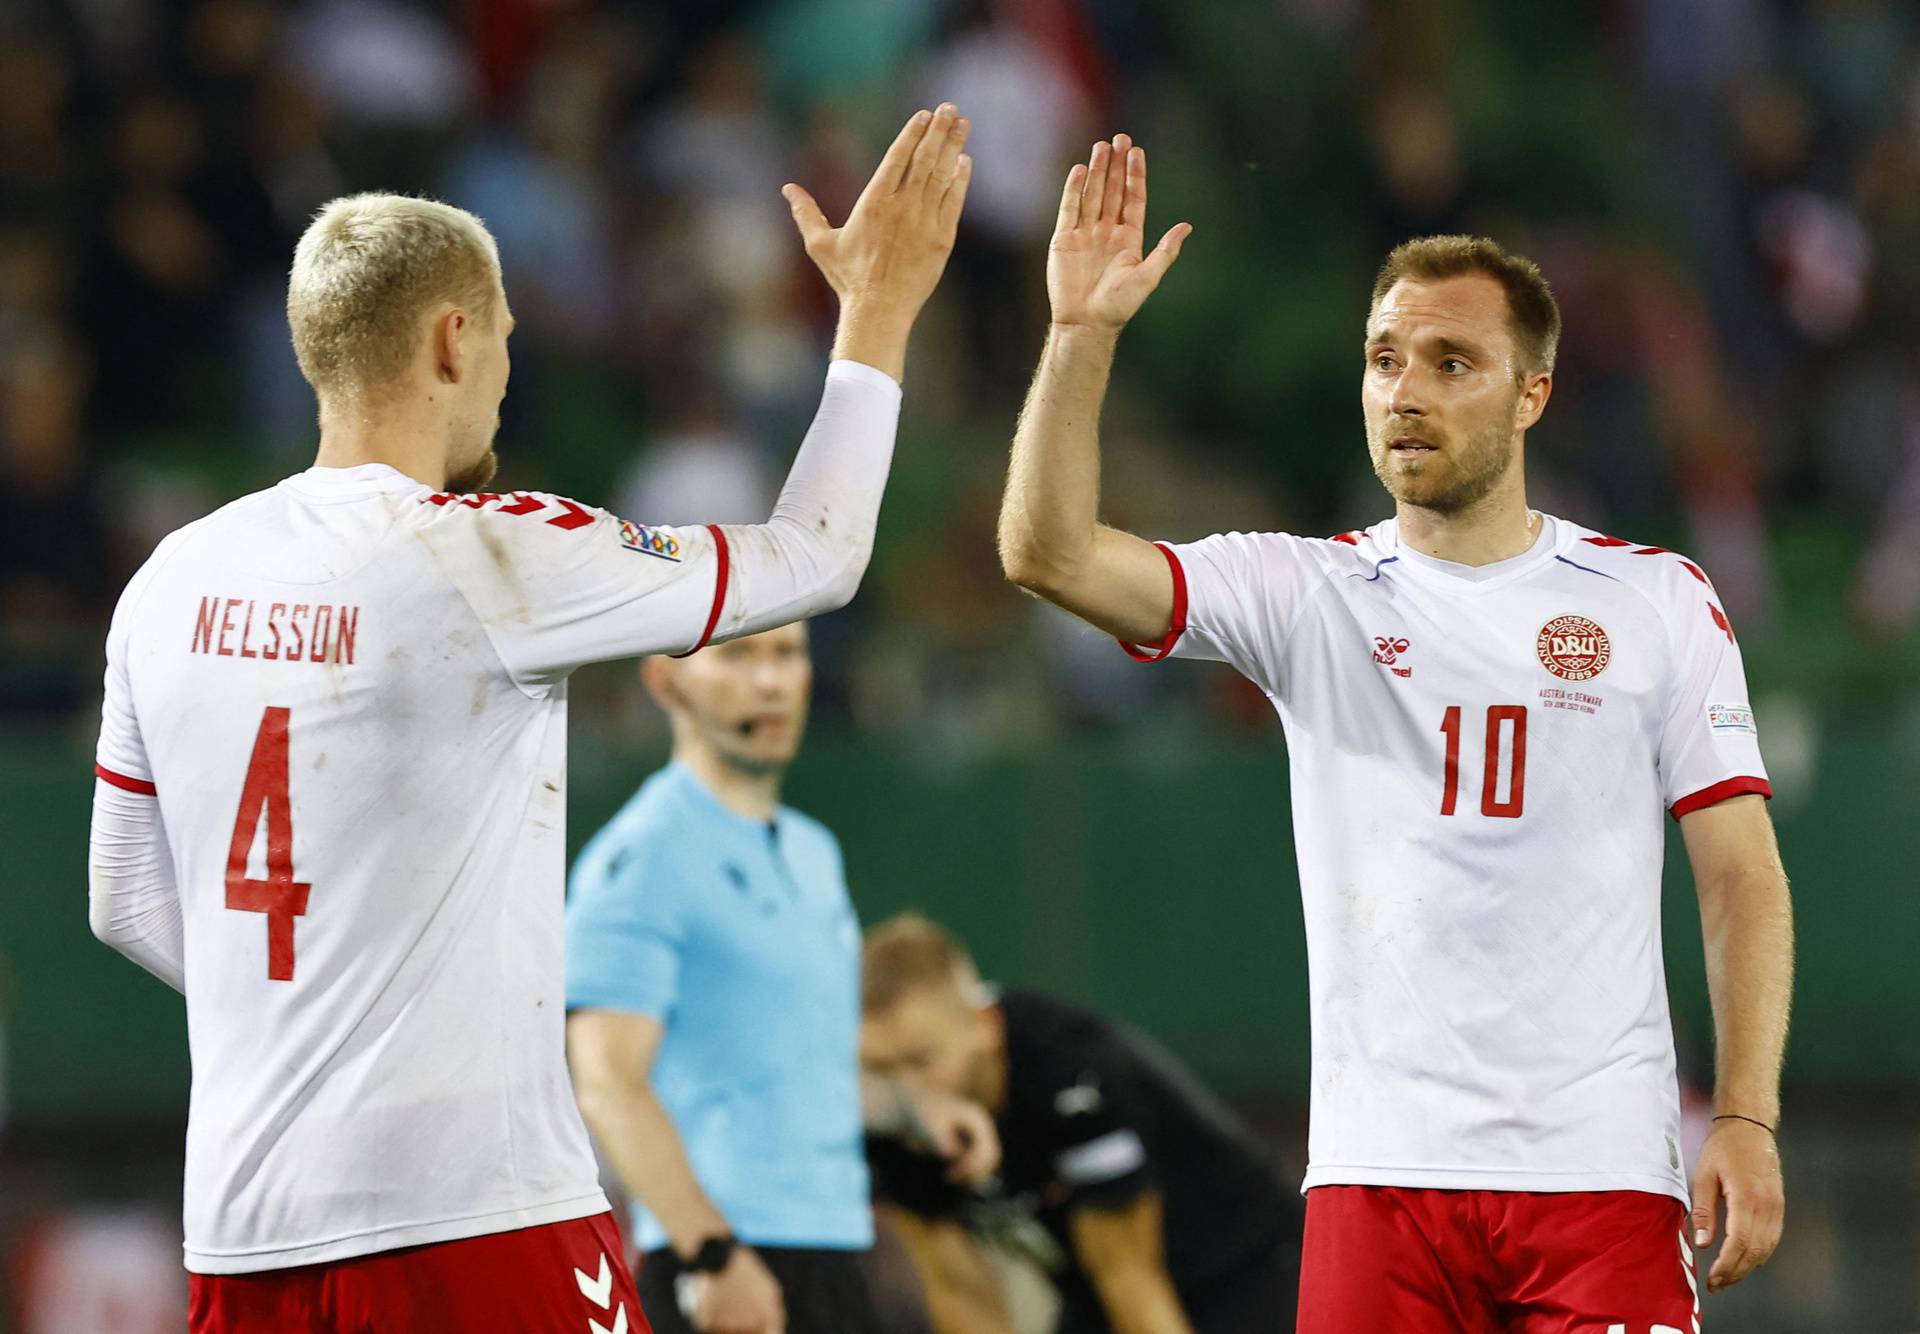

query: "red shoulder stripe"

left=671, top=525, right=731, bottom=659
left=95, top=764, right=157, bottom=796
left=1119, top=543, right=1188, bottom=662
left=1671, top=775, right=1771, bottom=820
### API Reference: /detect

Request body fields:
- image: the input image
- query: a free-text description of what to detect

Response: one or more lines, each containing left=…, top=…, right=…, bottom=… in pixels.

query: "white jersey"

left=94, top=468, right=737, bottom=1271
left=1130, top=514, right=1769, bottom=1204
left=89, top=364, right=902, bottom=1274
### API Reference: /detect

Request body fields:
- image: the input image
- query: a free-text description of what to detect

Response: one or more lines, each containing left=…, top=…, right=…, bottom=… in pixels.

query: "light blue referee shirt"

left=564, top=762, right=871, bottom=1252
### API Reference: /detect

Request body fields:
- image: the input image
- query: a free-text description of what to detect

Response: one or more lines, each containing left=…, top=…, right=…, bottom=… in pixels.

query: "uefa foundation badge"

left=1536, top=614, right=1611, bottom=682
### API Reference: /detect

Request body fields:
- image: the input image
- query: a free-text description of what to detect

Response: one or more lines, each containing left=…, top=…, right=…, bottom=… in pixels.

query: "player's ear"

left=432, top=306, right=466, bottom=385
left=1515, top=370, right=1551, bottom=430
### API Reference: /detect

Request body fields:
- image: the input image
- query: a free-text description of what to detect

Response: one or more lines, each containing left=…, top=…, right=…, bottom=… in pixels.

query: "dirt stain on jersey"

left=475, top=521, right=531, bottom=625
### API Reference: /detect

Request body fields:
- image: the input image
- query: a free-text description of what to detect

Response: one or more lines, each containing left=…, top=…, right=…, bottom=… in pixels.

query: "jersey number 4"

left=226, top=706, right=311, bottom=981
left=1439, top=705, right=1527, bottom=818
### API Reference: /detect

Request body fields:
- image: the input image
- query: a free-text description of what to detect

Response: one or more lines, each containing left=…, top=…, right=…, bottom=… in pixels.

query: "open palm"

left=1048, top=133, right=1192, bottom=332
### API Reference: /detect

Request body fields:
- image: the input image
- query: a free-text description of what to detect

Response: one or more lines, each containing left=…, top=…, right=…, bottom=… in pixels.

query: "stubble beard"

left=445, top=444, right=498, bottom=495
left=1368, top=404, right=1519, bottom=516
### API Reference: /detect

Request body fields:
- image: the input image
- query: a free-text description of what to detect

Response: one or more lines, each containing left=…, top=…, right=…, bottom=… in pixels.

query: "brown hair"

left=862, top=913, right=981, bottom=1014
left=1370, top=235, right=1561, bottom=376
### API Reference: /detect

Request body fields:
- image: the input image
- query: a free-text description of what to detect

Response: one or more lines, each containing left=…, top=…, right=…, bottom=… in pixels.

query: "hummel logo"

left=1373, top=635, right=1412, bottom=678
left=577, top=1254, right=628, bottom=1334
left=576, top=1254, right=613, bottom=1307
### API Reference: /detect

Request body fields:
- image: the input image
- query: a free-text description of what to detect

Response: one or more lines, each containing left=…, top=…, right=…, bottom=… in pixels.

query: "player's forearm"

left=1090, top=1267, right=1194, bottom=1334
left=87, top=780, right=186, bottom=992
left=999, top=323, right=1119, bottom=596
left=576, top=1079, right=731, bottom=1254
left=1072, top=1194, right=1193, bottom=1334
left=1698, top=863, right=1794, bottom=1123
left=721, top=360, right=902, bottom=635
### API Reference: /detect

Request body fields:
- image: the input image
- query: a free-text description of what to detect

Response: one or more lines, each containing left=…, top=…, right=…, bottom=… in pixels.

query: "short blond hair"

left=288, top=194, right=502, bottom=403
left=862, top=914, right=982, bottom=1014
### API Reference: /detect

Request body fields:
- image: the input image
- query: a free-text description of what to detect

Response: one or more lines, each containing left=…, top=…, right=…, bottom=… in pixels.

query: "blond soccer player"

left=87, top=105, right=971, bottom=1334
left=998, top=135, right=1790, bottom=1331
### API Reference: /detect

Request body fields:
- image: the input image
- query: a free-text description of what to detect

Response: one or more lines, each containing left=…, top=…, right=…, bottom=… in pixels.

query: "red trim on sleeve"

left=1669, top=775, right=1772, bottom=821
left=670, top=524, right=731, bottom=659
left=95, top=763, right=157, bottom=796
left=1118, top=542, right=1188, bottom=663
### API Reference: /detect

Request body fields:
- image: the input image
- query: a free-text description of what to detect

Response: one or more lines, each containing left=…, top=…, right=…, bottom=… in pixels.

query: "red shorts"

left=1297, top=1186, right=1699, bottom=1334
left=189, top=1212, right=648, bottom=1334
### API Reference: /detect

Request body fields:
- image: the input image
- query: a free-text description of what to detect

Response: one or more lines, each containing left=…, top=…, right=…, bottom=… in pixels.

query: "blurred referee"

left=861, top=915, right=1302, bottom=1334
left=565, top=626, right=996, bottom=1334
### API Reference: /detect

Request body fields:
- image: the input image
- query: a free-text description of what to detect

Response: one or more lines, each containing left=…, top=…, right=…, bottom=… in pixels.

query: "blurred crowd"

left=3, top=0, right=1919, bottom=742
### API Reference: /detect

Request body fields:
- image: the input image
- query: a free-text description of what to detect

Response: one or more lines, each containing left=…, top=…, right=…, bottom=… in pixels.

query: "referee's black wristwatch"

left=683, top=1233, right=739, bottom=1275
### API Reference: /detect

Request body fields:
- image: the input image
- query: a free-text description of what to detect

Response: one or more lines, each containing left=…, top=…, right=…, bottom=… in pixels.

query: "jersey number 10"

left=1439, top=705, right=1527, bottom=818
left=226, top=706, right=311, bottom=981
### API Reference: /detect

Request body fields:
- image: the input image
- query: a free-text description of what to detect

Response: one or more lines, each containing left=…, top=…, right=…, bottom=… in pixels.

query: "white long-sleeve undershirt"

left=88, top=779, right=185, bottom=993
left=717, top=358, right=903, bottom=637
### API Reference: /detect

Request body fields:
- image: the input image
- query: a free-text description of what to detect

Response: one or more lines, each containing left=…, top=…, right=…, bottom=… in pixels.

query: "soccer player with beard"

left=86, top=105, right=972, bottom=1333
left=997, top=134, right=1791, bottom=1330
left=564, top=623, right=999, bottom=1334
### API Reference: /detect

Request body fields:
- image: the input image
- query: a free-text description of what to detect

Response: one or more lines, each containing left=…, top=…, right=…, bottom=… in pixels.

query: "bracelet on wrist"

left=1712, top=1113, right=1777, bottom=1135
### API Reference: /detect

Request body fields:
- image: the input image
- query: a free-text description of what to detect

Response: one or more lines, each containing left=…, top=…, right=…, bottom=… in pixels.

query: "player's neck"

left=1394, top=484, right=1541, bottom=568
left=313, top=395, right=453, bottom=490
left=678, top=746, right=783, bottom=823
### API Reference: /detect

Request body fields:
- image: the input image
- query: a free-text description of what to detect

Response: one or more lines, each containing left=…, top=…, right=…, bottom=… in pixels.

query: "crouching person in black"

left=860, top=915, right=1302, bottom=1333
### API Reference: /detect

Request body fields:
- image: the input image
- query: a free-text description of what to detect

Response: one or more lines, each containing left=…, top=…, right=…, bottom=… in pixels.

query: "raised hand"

left=782, top=104, right=972, bottom=380
left=1048, top=133, right=1191, bottom=333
